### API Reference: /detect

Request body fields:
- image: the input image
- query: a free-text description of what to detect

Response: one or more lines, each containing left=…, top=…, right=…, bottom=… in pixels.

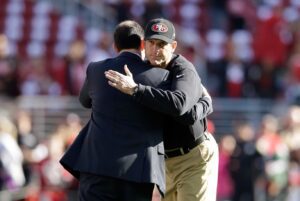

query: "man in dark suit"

left=60, top=20, right=170, bottom=201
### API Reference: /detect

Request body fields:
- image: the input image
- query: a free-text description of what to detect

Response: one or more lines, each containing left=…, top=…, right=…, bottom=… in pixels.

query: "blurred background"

left=0, top=0, right=300, bottom=200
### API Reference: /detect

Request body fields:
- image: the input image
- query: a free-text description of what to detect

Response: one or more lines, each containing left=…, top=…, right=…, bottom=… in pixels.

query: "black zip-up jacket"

left=133, top=54, right=211, bottom=149
left=164, top=56, right=213, bottom=149
left=133, top=54, right=202, bottom=116
left=163, top=95, right=212, bottom=150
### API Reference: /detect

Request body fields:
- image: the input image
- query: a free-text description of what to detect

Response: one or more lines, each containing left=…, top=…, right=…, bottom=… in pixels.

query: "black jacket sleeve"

left=173, top=96, right=213, bottom=125
left=79, top=78, right=92, bottom=108
left=133, top=55, right=202, bottom=116
left=79, top=63, right=92, bottom=108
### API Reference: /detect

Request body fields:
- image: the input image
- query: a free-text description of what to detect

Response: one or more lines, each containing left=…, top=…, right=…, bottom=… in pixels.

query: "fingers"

left=105, top=71, right=123, bottom=83
left=105, top=70, right=129, bottom=82
left=105, top=71, right=123, bottom=89
left=108, top=80, right=122, bottom=91
left=105, top=72, right=117, bottom=83
left=104, top=68, right=135, bottom=96
left=108, top=80, right=117, bottom=87
left=105, top=70, right=122, bottom=78
left=108, top=78, right=127, bottom=94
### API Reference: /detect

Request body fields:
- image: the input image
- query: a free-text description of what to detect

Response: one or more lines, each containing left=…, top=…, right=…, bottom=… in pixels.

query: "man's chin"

left=151, top=61, right=163, bottom=67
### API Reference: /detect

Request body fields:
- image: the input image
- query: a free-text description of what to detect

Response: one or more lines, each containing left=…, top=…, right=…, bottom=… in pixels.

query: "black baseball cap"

left=145, top=18, right=176, bottom=43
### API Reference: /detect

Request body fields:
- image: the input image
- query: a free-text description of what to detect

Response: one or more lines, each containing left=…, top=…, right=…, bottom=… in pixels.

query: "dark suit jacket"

left=60, top=52, right=169, bottom=194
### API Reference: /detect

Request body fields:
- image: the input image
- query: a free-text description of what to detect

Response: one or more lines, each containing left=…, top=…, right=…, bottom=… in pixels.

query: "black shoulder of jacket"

left=167, top=54, right=194, bottom=71
left=92, top=58, right=113, bottom=66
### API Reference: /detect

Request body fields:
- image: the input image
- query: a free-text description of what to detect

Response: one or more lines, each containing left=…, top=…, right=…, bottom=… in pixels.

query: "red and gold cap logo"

left=151, top=23, right=168, bottom=33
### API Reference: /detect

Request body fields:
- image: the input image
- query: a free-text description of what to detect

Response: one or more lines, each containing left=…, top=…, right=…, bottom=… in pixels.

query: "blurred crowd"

left=0, top=110, right=82, bottom=200
left=0, top=0, right=300, bottom=103
left=1, top=0, right=300, bottom=201
left=0, top=101, right=299, bottom=201
left=217, top=105, right=300, bottom=201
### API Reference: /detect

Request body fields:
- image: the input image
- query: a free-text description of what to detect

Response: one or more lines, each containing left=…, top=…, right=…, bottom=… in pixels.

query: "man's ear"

left=171, top=41, right=177, bottom=51
left=140, top=40, right=146, bottom=60
left=140, top=40, right=145, bottom=50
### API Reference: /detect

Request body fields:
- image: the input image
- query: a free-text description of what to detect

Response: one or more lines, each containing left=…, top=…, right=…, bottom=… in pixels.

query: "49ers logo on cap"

left=151, top=23, right=168, bottom=33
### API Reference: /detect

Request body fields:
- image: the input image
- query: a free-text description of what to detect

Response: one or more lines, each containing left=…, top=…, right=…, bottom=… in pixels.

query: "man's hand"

left=105, top=65, right=138, bottom=95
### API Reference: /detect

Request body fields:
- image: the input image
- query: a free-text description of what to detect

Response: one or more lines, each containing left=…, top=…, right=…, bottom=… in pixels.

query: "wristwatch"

left=132, top=84, right=139, bottom=96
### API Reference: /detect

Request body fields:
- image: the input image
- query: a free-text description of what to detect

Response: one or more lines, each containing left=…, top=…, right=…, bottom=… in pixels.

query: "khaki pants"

left=163, top=132, right=219, bottom=201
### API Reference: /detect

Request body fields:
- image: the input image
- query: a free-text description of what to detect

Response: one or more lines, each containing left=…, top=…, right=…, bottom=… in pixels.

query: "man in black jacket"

left=105, top=18, right=219, bottom=201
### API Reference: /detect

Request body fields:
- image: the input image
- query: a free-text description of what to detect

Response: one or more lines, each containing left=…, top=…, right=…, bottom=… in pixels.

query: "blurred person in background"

left=281, top=106, right=300, bottom=201
left=0, top=114, right=25, bottom=190
left=25, top=113, right=83, bottom=201
left=252, top=3, right=291, bottom=99
left=86, top=31, right=114, bottom=63
left=222, top=37, right=250, bottom=98
left=281, top=106, right=300, bottom=152
left=207, top=0, right=228, bottom=30
left=18, top=56, right=61, bottom=96
left=60, top=113, right=83, bottom=201
left=142, top=0, right=165, bottom=24
left=25, top=123, right=69, bottom=201
left=49, top=39, right=87, bottom=96
left=63, top=112, right=83, bottom=147
left=217, top=134, right=236, bottom=201
left=38, top=126, right=69, bottom=201
left=284, top=40, right=300, bottom=105
left=15, top=109, right=38, bottom=187
left=256, top=114, right=289, bottom=201
left=0, top=34, right=19, bottom=98
left=44, top=113, right=82, bottom=201
left=229, top=122, right=264, bottom=201
left=63, top=39, right=87, bottom=95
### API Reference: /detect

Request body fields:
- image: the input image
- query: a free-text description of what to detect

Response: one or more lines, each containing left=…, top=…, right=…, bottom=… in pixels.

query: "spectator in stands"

left=281, top=105, right=300, bottom=201
left=142, top=0, right=165, bottom=24
left=2, top=0, right=300, bottom=99
left=284, top=39, right=300, bottom=104
left=15, top=109, right=38, bottom=186
left=229, top=122, right=264, bottom=201
left=19, top=56, right=61, bottom=95
left=62, top=39, right=86, bottom=95
left=217, top=134, right=236, bottom=201
left=223, top=37, right=247, bottom=97
left=207, top=0, right=229, bottom=30
left=256, top=114, right=289, bottom=201
left=253, top=3, right=290, bottom=67
left=0, top=114, right=25, bottom=190
left=0, top=34, right=19, bottom=98
left=85, top=31, right=114, bottom=63
left=25, top=124, right=69, bottom=201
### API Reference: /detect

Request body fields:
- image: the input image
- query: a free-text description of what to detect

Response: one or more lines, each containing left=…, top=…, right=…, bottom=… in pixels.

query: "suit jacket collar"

left=118, top=51, right=142, bottom=62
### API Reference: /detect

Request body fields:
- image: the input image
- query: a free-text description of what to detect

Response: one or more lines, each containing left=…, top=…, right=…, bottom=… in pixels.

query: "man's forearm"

left=105, top=65, right=202, bottom=116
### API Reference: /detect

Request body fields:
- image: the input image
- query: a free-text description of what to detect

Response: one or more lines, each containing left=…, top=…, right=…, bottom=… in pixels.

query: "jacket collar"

left=118, top=51, right=142, bottom=62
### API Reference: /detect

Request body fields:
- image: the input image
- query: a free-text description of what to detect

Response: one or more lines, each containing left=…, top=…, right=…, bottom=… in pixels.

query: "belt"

left=164, top=134, right=207, bottom=159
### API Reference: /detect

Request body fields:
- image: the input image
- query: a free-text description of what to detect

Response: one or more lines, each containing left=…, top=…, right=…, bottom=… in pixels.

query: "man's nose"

left=153, top=46, right=161, bottom=54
